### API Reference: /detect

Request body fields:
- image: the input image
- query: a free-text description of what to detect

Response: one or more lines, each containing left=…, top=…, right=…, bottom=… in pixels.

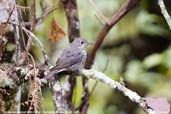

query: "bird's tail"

left=44, top=71, right=54, bottom=80
left=44, top=67, right=65, bottom=81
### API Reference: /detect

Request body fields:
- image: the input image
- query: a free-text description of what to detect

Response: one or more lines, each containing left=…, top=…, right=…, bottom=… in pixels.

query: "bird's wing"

left=50, top=47, right=83, bottom=72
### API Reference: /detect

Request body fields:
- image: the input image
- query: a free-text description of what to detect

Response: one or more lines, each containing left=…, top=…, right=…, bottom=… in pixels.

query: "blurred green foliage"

left=27, top=0, right=171, bottom=114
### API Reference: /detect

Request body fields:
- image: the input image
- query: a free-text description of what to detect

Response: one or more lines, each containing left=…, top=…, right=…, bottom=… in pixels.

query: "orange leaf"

left=48, top=17, right=66, bottom=41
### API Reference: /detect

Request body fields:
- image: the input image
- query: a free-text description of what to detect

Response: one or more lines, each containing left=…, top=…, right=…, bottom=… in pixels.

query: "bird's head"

left=71, top=38, right=92, bottom=49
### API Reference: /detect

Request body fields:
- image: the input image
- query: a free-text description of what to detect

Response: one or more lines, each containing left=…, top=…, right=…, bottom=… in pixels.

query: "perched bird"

left=45, top=38, right=91, bottom=80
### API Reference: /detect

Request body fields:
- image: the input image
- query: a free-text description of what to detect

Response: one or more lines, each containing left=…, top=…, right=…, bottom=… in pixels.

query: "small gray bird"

left=46, top=38, right=91, bottom=80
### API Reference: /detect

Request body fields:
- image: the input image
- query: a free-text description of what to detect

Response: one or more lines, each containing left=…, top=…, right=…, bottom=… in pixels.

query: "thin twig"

left=88, top=0, right=108, bottom=24
left=13, top=0, right=21, bottom=65
left=25, top=0, right=36, bottom=54
left=6, top=5, right=16, bottom=24
left=24, top=53, right=41, bottom=114
left=37, top=6, right=58, bottom=24
left=22, top=6, right=58, bottom=26
left=7, top=22, right=49, bottom=64
left=15, top=2, right=27, bottom=53
left=22, top=27, right=49, bottom=65
left=85, top=0, right=139, bottom=69
left=95, top=14, right=106, bottom=25
left=16, top=4, right=30, bottom=10
left=158, top=0, right=171, bottom=30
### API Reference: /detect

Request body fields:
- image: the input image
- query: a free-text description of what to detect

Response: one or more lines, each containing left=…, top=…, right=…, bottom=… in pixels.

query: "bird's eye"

left=81, top=41, right=84, bottom=44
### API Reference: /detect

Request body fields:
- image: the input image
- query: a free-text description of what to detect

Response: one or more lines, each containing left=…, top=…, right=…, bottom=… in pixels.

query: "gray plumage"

left=46, top=38, right=90, bottom=80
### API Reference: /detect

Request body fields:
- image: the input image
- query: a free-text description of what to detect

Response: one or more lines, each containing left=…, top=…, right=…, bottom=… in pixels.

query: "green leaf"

left=143, top=53, right=162, bottom=69
left=125, top=60, right=144, bottom=83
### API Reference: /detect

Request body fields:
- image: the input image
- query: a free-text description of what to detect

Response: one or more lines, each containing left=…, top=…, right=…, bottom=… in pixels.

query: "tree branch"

left=62, top=0, right=80, bottom=42
left=21, top=26, right=49, bottom=64
left=13, top=1, right=21, bottom=65
left=82, top=0, right=139, bottom=113
left=0, top=63, right=157, bottom=114
left=85, top=0, right=139, bottom=69
left=26, top=0, right=36, bottom=53
left=62, top=0, right=82, bottom=112
left=30, top=0, right=36, bottom=32
left=49, top=79, right=67, bottom=114
left=79, top=69, right=156, bottom=114
left=158, top=0, right=171, bottom=30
